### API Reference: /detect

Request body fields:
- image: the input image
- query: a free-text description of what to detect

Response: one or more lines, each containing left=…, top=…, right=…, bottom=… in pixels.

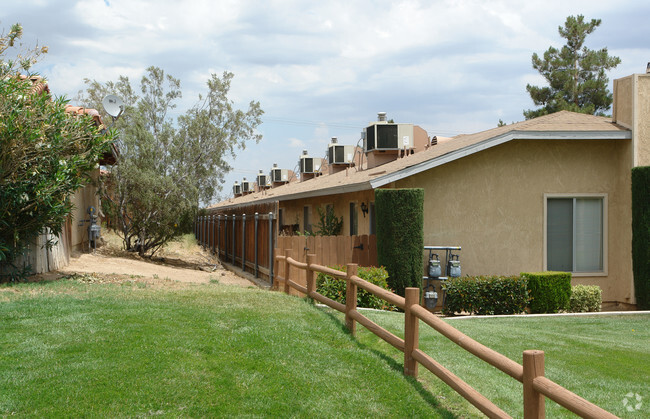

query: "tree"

left=0, top=24, right=113, bottom=280
left=524, top=15, right=621, bottom=119
left=314, top=206, right=343, bottom=236
left=79, top=67, right=263, bottom=257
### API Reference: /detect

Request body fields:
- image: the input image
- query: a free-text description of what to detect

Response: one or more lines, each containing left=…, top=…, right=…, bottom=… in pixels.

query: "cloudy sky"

left=3, top=0, right=649, bottom=202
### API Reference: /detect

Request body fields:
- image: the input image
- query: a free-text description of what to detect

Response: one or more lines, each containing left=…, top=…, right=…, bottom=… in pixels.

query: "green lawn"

left=2, top=277, right=648, bottom=418
left=339, top=309, right=650, bottom=418
left=0, top=277, right=454, bottom=418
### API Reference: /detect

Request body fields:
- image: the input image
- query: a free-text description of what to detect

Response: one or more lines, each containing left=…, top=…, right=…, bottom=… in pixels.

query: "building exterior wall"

left=636, top=75, right=650, bottom=166
left=394, top=138, right=634, bottom=306
left=614, top=73, right=650, bottom=167
left=279, top=189, right=375, bottom=236
left=69, top=168, right=101, bottom=250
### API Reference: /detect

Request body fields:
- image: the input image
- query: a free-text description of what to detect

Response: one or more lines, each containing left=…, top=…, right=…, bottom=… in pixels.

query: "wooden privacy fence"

left=196, top=213, right=275, bottom=283
left=275, top=250, right=618, bottom=419
left=275, top=235, right=377, bottom=296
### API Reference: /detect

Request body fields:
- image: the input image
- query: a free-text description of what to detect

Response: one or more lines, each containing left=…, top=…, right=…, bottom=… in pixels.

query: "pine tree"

left=524, top=15, right=621, bottom=119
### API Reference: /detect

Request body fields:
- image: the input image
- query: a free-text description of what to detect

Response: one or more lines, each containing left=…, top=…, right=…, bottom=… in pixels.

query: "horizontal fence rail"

left=274, top=249, right=619, bottom=419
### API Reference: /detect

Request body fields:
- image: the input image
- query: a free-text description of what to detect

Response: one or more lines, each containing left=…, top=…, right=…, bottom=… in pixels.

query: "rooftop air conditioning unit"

left=299, top=150, right=321, bottom=174
left=241, top=177, right=252, bottom=193
left=364, top=113, right=414, bottom=152
left=233, top=181, right=242, bottom=196
left=256, top=169, right=269, bottom=188
left=270, top=163, right=289, bottom=183
left=327, top=137, right=355, bottom=165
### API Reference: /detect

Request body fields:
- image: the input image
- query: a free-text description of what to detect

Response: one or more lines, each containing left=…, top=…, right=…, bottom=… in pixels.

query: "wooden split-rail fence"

left=275, top=249, right=618, bottom=419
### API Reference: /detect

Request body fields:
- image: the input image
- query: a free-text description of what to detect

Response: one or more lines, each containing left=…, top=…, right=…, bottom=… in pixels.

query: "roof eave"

left=209, top=180, right=373, bottom=212
left=370, top=129, right=632, bottom=188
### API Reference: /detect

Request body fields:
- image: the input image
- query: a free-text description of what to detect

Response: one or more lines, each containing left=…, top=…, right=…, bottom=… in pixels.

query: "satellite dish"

left=102, top=94, right=124, bottom=118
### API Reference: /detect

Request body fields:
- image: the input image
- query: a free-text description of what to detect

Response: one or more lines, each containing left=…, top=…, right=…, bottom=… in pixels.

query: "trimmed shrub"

left=316, top=265, right=397, bottom=311
left=632, top=166, right=650, bottom=309
left=375, top=188, right=424, bottom=297
left=442, top=276, right=529, bottom=316
left=569, top=284, right=602, bottom=312
left=521, top=271, right=572, bottom=313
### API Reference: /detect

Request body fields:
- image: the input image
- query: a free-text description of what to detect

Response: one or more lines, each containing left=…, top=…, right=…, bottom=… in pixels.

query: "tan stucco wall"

left=279, top=189, right=376, bottom=236
left=613, top=75, right=635, bottom=129
left=395, top=139, right=634, bottom=305
left=636, top=75, right=650, bottom=167
left=613, top=73, right=650, bottom=167
left=69, top=168, right=101, bottom=249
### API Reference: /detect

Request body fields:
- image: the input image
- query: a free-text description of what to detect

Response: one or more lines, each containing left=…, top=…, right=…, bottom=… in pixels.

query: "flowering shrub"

left=442, top=276, right=529, bottom=315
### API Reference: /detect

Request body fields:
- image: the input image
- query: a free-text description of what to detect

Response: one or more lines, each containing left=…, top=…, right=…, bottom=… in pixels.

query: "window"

left=546, top=196, right=605, bottom=273
left=303, top=206, right=312, bottom=234
left=369, top=202, right=376, bottom=235
left=349, top=202, right=358, bottom=236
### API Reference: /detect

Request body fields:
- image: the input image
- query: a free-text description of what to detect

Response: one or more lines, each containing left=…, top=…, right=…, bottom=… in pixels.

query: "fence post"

left=404, top=287, right=420, bottom=378
left=209, top=215, right=213, bottom=252
left=523, top=350, right=545, bottom=419
left=217, top=215, right=221, bottom=258
left=345, top=263, right=358, bottom=336
left=306, top=254, right=316, bottom=299
left=224, top=215, right=228, bottom=261
left=211, top=215, right=216, bottom=254
left=242, top=213, right=246, bottom=271
left=283, top=249, right=291, bottom=294
left=254, top=212, right=259, bottom=278
left=274, top=247, right=280, bottom=291
left=200, top=216, right=204, bottom=248
left=268, top=212, right=274, bottom=286
left=231, top=214, right=236, bottom=266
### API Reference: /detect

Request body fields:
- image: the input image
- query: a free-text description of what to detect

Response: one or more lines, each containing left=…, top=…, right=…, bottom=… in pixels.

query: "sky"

left=2, top=0, right=649, bottom=203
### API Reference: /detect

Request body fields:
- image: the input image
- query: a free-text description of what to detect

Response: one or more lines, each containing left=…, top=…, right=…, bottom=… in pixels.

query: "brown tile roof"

left=208, top=111, right=630, bottom=211
left=19, top=74, right=50, bottom=96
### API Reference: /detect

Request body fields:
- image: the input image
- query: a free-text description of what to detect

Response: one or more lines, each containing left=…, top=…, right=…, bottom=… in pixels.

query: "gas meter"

left=87, top=206, right=100, bottom=250
left=428, top=254, right=442, bottom=278
left=448, top=254, right=461, bottom=277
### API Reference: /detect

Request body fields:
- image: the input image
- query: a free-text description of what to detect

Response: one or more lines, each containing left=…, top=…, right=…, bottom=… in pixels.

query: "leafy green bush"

left=376, top=188, right=424, bottom=297
left=632, top=166, right=650, bottom=309
left=521, top=271, right=572, bottom=313
left=316, top=265, right=397, bottom=311
left=569, top=285, right=602, bottom=312
left=0, top=24, right=112, bottom=280
left=442, top=276, right=529, bottom=315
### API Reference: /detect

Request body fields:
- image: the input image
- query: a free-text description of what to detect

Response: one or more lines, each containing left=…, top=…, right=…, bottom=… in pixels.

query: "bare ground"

left=48, top=232, right=256, bottom=287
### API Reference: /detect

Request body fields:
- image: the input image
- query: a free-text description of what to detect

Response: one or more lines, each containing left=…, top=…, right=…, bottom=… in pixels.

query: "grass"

left=0, top=278, right=456, bottom=418
left=331, top=309, right=650, bottom=418
left=2, top=276, right=647, bottom=417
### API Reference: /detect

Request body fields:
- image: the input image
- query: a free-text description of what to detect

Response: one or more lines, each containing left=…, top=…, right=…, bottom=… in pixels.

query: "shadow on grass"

left=319, top=307, right=459, bottom=419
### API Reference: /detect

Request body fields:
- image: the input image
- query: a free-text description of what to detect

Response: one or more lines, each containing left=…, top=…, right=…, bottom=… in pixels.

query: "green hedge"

left=375, top=188, right=424, bottom=297
left=316, top=265, right=397, bottom=311
left=569, top=285, right=602, bottom=312
left=521, top=271, right=572, bottom=313
left=632, top=166, right=650, bottom=309
left=442, top=276, right=529, bottom=315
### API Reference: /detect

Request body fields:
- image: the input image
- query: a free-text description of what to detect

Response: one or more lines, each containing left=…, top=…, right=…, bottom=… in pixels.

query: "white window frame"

left=543, top=193, right=608, bottom=276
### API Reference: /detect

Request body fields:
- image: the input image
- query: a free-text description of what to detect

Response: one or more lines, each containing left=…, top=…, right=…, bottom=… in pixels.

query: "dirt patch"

left=53, top=232, right=255, bottom=287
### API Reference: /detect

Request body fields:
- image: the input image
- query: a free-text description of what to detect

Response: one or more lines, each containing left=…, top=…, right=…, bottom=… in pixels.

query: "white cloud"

left=4, top=0, right=648, bottom=201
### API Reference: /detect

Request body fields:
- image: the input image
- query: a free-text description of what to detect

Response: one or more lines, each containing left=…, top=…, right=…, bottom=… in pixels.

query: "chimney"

left=377, top=112, right=387, bottom=122
left=612, top=69, right=650, bottom=167
left=331, top=137, right=338, bottom=144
